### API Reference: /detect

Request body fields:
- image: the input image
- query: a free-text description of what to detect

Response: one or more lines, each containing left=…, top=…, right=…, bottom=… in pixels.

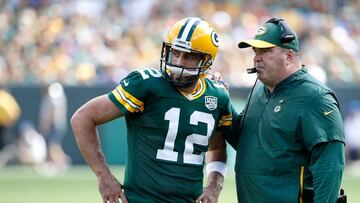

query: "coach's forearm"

left=71, top=109, right=111, bottom=178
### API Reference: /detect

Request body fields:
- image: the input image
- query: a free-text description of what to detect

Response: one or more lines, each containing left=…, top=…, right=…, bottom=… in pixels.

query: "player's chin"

left=181, top=75, right=198, bottom=83
left=170, top=75, right=196, bottom=83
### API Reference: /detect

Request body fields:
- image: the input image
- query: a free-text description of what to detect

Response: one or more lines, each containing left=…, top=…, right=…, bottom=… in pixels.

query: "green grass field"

left=0, top=165, right=358, bottom=203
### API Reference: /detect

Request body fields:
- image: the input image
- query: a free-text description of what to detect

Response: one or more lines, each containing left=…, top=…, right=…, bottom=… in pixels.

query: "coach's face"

left=252, top=46, right=289, bottom=90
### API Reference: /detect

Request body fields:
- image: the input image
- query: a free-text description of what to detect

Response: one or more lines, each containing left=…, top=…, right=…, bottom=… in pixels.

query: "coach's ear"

left=285, top=49, right=297, bottom=65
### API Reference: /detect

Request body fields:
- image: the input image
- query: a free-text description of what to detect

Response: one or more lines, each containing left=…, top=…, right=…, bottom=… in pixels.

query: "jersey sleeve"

left=216, top=87, right=233, bottom=129
left=223, top=105, right=242, bottom=149
left=108, top=70, right=148, bottom=116
left=300, top=91, right=345, bottom=151
left=310, top=141, right=345, bottom=203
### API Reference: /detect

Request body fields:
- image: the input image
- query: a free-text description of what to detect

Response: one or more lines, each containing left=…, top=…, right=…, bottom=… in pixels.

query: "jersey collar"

left=178, top=78, right=206, bottom=100
left=272, top=67, right=307, bottom=93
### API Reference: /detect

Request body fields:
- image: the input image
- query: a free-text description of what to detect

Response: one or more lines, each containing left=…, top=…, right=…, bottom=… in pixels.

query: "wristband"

left=206, top=161, right=227, bottom=177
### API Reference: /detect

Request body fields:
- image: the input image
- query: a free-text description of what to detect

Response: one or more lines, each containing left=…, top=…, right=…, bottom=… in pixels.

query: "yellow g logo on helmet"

left=211, top=31, right=219, bottom=48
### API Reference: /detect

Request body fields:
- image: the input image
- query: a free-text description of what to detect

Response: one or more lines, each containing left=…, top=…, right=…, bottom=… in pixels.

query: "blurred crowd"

left=0, top=83, right=70, bottom=175
left=0, top=0, right=360, bottom=87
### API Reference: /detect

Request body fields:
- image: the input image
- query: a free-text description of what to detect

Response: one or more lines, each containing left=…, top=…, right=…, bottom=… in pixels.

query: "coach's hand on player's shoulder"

left=98, top=172, right=127, bottom=203
left=207, top=72, right=230, bottom=90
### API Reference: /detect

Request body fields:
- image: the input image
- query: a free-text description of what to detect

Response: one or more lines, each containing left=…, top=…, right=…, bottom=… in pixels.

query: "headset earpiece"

left=266, top=18, right=295, bottom=43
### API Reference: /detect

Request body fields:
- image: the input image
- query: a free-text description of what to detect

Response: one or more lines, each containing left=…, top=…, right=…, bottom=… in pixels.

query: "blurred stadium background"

left=1, top=0, right=360, bottom=202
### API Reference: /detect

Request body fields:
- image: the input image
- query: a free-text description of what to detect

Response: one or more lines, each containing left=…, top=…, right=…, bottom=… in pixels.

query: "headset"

left=266, top=17, right=295, bottom=43
left=246, top=18, right=296, bottom=74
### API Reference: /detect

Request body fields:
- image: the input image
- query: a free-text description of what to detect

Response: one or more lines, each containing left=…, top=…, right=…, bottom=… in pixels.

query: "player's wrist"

left=206, top=161, right=227, bottom=177
left=95, top=164, right=112, bottom=179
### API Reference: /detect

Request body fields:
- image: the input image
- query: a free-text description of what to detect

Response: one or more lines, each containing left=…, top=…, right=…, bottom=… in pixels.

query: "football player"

left=71, top=17, right=233, bottom=203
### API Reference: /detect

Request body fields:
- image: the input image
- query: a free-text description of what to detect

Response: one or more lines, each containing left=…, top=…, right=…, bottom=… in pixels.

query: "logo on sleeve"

left=324, top=110, right=334, bottom=116
left=123, top=80, right=129, bottom=86
left=205, top=96, right=217, bottom=111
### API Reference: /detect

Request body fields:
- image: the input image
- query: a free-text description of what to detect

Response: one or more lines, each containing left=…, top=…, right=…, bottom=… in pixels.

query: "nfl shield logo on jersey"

left=205, top=96, right=218, bottom=111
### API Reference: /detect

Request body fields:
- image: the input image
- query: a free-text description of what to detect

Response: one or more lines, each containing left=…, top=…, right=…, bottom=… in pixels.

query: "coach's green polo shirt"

left=232, top=68, right=345, bottom=203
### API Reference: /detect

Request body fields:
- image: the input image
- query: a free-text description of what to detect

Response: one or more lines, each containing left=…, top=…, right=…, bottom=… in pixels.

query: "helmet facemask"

left=160, top=41, right=213, bottom=88
left=160, top=17, right=218, bottom=88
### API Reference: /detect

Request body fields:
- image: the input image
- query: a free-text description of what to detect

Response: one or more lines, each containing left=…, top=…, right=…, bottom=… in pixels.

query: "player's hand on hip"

left=98, top=173, right=128, bottom=203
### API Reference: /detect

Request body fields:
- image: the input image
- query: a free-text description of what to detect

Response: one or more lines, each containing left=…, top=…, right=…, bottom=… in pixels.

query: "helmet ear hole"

left=206, top=58, right=213, bottom=66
